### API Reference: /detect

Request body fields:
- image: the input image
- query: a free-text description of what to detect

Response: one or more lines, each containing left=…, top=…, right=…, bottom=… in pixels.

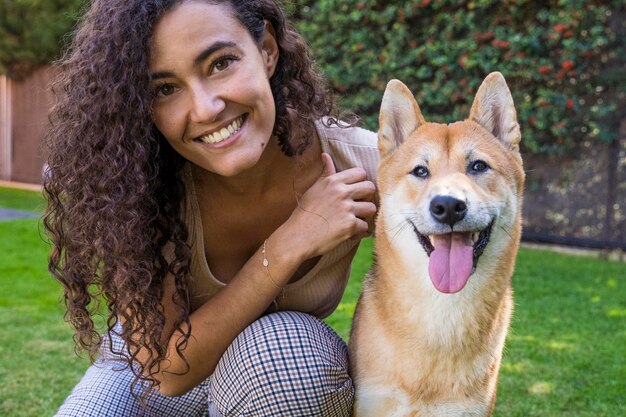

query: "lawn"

left=0, top=186, right=46, bottom=212
left=1, top=187, right=625, bottom=416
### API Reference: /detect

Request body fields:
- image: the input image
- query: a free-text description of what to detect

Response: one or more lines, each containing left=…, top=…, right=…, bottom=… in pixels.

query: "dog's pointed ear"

left=469, top=72, right=521, bottom=153
left=378, top=79, right=426, bottom=158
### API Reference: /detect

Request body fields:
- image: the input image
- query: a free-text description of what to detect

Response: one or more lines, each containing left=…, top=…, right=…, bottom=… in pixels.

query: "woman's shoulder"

left=314, top=117, right=380, bottom=179
left=314, top=117, right=378, bottom=149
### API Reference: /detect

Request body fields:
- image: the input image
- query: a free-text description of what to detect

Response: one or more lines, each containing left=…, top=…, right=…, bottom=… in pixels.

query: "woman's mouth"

left=196, top=114, right=247, bottom=144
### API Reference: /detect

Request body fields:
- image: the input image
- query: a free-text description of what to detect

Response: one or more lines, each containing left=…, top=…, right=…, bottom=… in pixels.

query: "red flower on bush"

left=566, top=100, right=575, bottom=109
left=491, top=39, right=510, bottom=49
left=398, top=9, right=406, bottom=23
left=539, top=66, right=552, bottom=74
left=473, top=31, right=494, bottom=42
left=458, top=55, right=468, bottom=69
left=562, top=60, right=575, bottom=70
left=553, top=24, right=568, bottom=33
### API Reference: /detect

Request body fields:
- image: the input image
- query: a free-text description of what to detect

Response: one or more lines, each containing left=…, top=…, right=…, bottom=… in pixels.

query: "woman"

left=45, top=0, right=379, bottom=415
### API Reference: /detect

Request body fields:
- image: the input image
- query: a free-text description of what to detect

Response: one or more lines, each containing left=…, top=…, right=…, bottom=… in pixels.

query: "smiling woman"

left=148, top=1, right=279, bottom=178
left=44, top=0, right=379, bottom=416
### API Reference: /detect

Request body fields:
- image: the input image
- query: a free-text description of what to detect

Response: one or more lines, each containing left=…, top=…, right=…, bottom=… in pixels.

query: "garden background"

left=0, top=0, right=625, bottom=416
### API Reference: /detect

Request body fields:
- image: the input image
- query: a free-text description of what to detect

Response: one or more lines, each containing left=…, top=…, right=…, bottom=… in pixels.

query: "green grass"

left=0, top=188, right=89, bottom=416
left=495, top=249, right=626, bottom=417
left=0, top=186, right=45, bottom=213
left=1, top=187, right=624, bottom=416
left=0, top=219, right=91, bottom=416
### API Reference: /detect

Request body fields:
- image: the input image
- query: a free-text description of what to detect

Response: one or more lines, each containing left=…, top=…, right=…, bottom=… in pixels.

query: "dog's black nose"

left=430, top=196, right=467, bottom=227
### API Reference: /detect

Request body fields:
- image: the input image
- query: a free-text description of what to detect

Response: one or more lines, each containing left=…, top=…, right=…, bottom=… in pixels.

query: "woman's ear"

left=261, top=21, right=279, bottom=78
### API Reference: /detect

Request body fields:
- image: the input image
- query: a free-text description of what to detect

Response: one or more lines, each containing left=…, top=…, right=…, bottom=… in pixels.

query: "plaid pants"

left=55, top=312, right=353, bottom=417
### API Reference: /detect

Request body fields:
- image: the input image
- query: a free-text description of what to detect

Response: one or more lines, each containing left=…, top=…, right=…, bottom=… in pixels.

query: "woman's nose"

left=188, top=86, right=225, bottom=123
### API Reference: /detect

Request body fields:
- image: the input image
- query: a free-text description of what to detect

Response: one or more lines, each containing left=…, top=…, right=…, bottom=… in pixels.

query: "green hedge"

left=289, top=0, right=625, bottom=154
left=1, top=0, right=622, bottom=155
left=0, top=0, right=84, bottom=79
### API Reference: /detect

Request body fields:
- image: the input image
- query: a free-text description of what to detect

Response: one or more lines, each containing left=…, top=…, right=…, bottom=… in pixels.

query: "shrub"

left=0, top=0, right=84, bottom=79
left=1, top=0, right=622, bottom=154
left=289, top=0, right=625, bottom=154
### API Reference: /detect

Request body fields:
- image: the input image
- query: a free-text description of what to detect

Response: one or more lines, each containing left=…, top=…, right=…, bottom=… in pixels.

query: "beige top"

left=182, top=121, right=379, bottom=318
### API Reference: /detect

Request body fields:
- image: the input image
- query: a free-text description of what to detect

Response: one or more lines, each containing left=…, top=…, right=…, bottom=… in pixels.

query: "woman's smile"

left=195, top=114, right=246, bottom=145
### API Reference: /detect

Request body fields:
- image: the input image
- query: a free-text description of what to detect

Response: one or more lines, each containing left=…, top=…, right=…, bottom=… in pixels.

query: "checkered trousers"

left=55, top=311, right=354, bottom=416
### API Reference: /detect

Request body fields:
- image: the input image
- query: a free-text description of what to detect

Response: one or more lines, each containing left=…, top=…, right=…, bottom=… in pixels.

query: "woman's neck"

left=191, top=131, right=322, bottom=199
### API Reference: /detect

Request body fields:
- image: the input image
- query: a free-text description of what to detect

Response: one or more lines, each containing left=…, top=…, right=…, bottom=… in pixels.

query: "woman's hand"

left=283, top=153, right=377, bottom=261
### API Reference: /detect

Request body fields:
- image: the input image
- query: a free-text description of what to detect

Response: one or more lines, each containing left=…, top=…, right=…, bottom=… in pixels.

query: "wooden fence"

left=0, top=66, right=55, bottom=184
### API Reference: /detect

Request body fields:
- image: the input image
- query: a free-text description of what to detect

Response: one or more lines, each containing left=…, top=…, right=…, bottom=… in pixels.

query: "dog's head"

left=376, top=72, right=524, bottom=294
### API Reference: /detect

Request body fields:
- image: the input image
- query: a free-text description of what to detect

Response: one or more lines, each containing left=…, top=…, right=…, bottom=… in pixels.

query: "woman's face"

left=149, top=0, right=279, bottom=177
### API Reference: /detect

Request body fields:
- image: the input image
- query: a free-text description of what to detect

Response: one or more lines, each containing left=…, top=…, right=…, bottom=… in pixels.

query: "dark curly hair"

left=44, top=0, right=337, bottom=395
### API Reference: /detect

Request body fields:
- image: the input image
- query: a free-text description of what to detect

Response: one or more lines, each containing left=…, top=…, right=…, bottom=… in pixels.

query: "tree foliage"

left=0, top=0, right=84, bottom=78
left=289, top=0, right=625, bottom=154
left=0, top=0, right=623, bottom=154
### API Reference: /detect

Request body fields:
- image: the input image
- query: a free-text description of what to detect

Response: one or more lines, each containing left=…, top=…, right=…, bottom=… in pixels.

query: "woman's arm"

left=142, top=154, right=376, bottom=396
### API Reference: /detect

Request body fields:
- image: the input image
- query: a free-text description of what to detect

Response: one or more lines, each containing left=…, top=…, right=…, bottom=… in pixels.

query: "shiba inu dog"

left=349, top=72, right=524, bottom=417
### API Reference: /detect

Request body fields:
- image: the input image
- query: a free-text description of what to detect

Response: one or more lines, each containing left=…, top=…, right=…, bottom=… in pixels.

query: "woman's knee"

left=210, top=311, right=354, bottom=416
left=56, top=331, right=209, bottom=417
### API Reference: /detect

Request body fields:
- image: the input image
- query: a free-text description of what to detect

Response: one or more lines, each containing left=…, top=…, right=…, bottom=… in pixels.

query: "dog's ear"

left=378, top=79, right=426, bottom=158
left=469, top=72, right=521, bottom=153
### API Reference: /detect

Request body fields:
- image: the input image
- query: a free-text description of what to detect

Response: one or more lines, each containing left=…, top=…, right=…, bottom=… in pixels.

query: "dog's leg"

left=420, top=401, right=490, bottom=417
left=354, top=383, right=414, bottom=417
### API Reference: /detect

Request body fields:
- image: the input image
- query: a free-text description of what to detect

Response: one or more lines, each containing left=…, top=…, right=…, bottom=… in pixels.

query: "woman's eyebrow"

left=193, top=40, right=237, bottom=66
left=150, top=40, right=237, bottom=80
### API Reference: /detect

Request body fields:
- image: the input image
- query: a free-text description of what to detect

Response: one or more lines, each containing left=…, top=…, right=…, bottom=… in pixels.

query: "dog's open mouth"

left=411, top=221, right=494, bottom=294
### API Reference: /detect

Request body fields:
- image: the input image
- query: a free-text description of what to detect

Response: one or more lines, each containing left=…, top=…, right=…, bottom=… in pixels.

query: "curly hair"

left=44, top=0, right=337, bottom=395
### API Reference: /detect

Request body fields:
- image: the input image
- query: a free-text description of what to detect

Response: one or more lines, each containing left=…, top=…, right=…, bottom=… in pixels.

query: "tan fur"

left=349, top=73, right=524, bottom=417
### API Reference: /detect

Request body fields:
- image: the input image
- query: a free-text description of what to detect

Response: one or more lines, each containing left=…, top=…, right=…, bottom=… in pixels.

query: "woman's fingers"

left=353, top=201, right=377, bottom=220
left=346, top=180, right=376, bottom=202
left=330, top=167, right=368, bottom=185
left=288, top=158, right=378, bottom=258
left=320, top=153, right=337, bottom=177
left=352, top=219, right=370, bottom=240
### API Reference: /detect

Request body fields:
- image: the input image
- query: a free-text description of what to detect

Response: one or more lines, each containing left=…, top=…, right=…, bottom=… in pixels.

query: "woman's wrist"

left=261, top=239, right=283, bottom=289
left=266, top=225, right=310, bottom=277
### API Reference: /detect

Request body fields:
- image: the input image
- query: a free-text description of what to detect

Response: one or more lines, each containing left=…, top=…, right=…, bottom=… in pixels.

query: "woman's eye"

left=214, top=60, right=230, bottom=72
left=153, top=83, right=177, bottom=98
left=411, top=165, right=430, bottom=179
left=210, top=56, right=237, bottom=75
left=469, top=160, right=490, bottom=174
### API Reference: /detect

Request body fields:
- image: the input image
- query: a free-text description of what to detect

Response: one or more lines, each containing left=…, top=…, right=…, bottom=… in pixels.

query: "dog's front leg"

left=354, top=382, right=416, bottom=417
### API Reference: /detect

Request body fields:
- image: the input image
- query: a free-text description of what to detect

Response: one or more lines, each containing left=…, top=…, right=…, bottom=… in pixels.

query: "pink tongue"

left=428, top=233, right=474, bottom=293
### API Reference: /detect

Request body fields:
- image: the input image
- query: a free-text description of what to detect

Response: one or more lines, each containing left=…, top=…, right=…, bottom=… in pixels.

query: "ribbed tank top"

left=182, top=121, right=379, bottom=318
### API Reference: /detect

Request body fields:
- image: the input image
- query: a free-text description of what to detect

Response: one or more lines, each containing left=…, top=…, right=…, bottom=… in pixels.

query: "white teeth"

left=199, top=116, right=244, bottom=144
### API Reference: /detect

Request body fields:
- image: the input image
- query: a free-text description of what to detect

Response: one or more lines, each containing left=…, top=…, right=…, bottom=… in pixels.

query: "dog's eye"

left=411, top=165, right=430, bottom=178
left=469, top=160, right=490, bottom=174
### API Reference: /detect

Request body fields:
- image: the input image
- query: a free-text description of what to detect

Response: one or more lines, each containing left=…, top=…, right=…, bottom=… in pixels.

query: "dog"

left=349, top=72, right=524, bottom=417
